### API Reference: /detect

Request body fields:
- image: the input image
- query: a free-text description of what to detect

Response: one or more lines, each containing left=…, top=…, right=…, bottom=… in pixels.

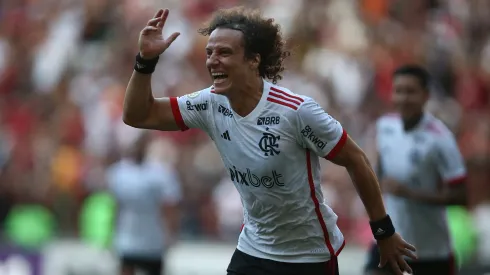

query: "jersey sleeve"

left=169, top=88, right=212, bottom=132
left=433, top=134, right=466, bottom=185
left=296, top=98, right=348, bottom=159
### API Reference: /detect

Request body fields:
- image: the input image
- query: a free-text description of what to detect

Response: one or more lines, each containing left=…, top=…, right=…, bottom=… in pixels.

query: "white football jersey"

left=107, top=159, right=182, bottom=258
left=376, top=113, right=466, bottom=259
left=170, top=80, right=347, bottom=263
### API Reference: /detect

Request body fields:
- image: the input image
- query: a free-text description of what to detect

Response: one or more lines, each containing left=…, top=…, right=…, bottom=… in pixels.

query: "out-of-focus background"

left=0, top=0, right=489, bottom=274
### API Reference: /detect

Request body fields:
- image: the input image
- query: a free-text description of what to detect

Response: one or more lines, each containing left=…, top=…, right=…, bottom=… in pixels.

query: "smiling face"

left=205, top=28, right=260, bottom=95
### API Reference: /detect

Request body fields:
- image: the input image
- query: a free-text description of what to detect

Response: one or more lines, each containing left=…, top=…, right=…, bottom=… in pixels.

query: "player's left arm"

left=405, top=135, right=467, bottom=205
left=329, top=137, right=388, bottom=221
left=297, top=99, right=416, bottom=273
left=296, top=99, right=387, bottom=221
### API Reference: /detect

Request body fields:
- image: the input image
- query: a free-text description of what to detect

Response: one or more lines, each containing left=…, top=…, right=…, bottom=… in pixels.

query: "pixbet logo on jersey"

left=300, top=125, right=327, bottom=149
left=229, top=166, right=284, bottom=188
left=186, top=100, right=208, bottom=111
left=218, top=104, right=233, bottom=117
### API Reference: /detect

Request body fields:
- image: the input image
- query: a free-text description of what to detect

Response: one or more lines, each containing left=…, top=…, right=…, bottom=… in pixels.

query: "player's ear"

left=249, top=53, right=261, bottom=71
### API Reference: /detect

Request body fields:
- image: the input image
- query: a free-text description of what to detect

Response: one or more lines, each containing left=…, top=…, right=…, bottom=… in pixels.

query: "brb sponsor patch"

left=301, top=125, right=327, bottom=150
left=257, top=116, right=280, bottom=126
left=218, top=104, right=233, bottom=117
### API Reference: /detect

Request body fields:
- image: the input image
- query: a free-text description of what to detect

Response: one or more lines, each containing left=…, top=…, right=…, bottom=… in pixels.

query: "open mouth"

left=212, top=72, right=228, bottom=84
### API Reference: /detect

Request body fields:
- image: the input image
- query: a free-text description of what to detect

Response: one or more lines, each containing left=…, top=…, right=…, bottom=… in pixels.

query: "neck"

left=403, top=112, right=424, bottom=131
left=228, top=77, right=264, bottom=117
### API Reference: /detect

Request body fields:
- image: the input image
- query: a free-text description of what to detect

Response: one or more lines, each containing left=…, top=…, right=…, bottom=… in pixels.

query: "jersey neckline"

left=227, top=79, right=271, bottom=122
left=403, top=112, right=431, bottom=133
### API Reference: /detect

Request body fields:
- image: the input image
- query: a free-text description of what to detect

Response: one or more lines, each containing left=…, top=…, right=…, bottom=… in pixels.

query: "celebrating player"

left=123, top=7, right=417, bottom=275
left=364, top=65, right=467, bottom=275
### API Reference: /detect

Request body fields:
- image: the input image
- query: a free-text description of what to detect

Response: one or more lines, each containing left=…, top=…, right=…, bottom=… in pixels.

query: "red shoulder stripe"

left=267, top=97, right=298, bottom=110
left=270, top=87, right=304, bottom=102
left=268, top=91, right=303, bottom=106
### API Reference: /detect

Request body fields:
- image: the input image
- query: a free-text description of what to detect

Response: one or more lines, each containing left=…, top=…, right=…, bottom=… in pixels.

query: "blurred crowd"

left=0, top=0, right=489, bottom=261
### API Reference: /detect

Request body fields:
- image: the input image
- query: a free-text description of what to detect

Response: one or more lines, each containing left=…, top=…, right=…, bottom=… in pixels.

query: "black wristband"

left=134, top=53, right=159, bottom=74
left=369, top=215, right=395, bottom=240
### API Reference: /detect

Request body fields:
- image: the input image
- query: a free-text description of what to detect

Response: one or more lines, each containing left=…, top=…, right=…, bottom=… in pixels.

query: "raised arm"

left=123, top=9, right=180, bottom=131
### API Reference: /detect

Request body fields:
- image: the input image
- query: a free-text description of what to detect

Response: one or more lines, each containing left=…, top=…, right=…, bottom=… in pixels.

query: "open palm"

left=138, top=9, right=180, bottom=60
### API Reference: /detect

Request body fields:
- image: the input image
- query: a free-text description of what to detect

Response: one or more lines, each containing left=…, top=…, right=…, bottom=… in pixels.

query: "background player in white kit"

left=364, top=65, right=467, bottom=275
left=123, top=7, right=417, bottom=275
left=107, top=133, right=181, bottom=275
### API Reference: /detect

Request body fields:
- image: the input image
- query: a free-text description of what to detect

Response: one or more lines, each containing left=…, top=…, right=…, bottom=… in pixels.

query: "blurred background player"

left=107, top=132, right=181, bottom=275
left=364, top=65, right=467, bottom=275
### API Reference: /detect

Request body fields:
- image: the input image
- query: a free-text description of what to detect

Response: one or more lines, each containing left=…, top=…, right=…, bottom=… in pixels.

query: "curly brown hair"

left=198, top=7, right=290, bottom=84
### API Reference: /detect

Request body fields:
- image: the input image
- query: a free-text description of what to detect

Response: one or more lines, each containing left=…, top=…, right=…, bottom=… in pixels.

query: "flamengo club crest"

left=258, top=128, right=280, bottom=156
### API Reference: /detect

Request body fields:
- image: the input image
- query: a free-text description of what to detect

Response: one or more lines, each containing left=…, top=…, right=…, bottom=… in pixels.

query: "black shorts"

left=226, top=249, right=339, bottom=275
left=120, top=255, right=163, bottom=275
left=364, top=243, right=456, bottom=275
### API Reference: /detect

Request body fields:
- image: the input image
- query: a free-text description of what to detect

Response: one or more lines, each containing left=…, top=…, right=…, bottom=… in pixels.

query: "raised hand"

left=138, top=9, right=180, bottom=60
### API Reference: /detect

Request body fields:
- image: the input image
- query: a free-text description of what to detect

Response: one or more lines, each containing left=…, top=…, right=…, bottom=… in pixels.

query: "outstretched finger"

left=399, top=247, right=417, bottom=261
left=157, top=9, right=170, bottom=29
left=147, top=17, right=161, bottom=27
left=398, top=257, right=412, bottom=274
left=403, top=242, right=416, bottom=252
left=389, top=259, right=403, bottom=275
left=164, top=32, right=180, bottom=45
left=153, top=9, right=163, bottom=19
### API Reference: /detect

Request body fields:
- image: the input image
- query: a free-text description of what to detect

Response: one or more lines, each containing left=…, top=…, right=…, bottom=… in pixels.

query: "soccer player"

left=123, top=7, right=416, bottom=275
left=107, top=133, right=181, bottom=275
left=364, top=65, right=467, bottom=275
